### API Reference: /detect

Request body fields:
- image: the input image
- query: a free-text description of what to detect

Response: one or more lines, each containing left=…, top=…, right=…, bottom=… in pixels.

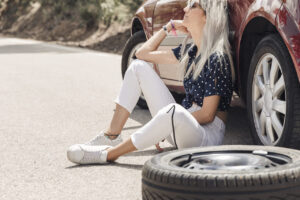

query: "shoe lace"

left=81, top=146, right=104, bottom=163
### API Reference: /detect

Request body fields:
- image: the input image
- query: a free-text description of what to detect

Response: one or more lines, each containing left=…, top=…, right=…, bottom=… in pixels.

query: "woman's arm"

left=135, top=20, right=188, bottom=65
left=192, top=53, right=233, bottom=124
left=191, top=95, right=220, bottom=124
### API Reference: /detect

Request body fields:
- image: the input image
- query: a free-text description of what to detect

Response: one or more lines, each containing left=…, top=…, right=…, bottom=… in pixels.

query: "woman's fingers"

left=173, top=20, right=185, bottom=28
left=175, top=27, right=189, bottom=34
left=173, top=20, right=189, bottom=34
left=155, top=143, right=164, bottom=152
left=177, top=27, right=189, bottom=34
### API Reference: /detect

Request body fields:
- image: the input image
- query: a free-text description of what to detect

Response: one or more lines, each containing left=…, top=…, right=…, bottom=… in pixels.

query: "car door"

left=152, top=0, right=187, bottom=90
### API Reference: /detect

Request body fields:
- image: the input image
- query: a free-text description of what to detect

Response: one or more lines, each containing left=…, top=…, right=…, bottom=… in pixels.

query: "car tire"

left=121, top=30, right=148, bottom=109
left=247, top=34, right=300, bottom=149
left=142, top=145, right=300, bottom=200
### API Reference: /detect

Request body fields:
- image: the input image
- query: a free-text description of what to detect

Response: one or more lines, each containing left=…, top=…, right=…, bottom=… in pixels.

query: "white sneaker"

left=85, top=131, right=123, bottom=146
left=67, top=144, right=111, bottom=164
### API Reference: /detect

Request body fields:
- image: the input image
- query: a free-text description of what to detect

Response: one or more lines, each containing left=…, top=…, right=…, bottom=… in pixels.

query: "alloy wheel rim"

left=169, top=151, right=291, bottom=171
left=252, top=53, right=286, bottom=145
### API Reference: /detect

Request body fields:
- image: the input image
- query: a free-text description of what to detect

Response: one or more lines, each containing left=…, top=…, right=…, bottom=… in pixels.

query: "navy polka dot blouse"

left=172, top=43, right=233, bottom=111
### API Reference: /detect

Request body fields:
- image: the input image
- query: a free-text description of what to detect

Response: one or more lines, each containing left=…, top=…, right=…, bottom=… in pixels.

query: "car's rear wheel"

left=247, top=34, right=300, bottom=149
left=121, top=30, right=148, bottom=109
left=142, top=145, right=300, bottom=200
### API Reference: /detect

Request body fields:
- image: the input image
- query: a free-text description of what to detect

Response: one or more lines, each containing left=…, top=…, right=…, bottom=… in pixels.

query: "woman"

left=67, top=0, right=235, bottom=164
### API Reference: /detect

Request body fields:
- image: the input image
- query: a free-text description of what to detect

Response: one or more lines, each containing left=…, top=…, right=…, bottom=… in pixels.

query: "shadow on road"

left=65, top=162, right=144, bottom=170
left=65, top=164, right=111, bottom=169
left=123, top=147, right=175, bottom=157
left=111, top=162, right=144, bottom=170
left=122, top=125, right=143, bottom=131
left=224, top=107, right=254, bottom=145
left=128, top=107, right=151, bottom=126
left=128, top=105, right=254, bottom=145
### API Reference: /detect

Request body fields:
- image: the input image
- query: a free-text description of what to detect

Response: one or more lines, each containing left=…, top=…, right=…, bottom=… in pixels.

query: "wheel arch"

left=131, top=17, right=149, bottom=39
left=131, top=18, right=144, bottom=35
left=238, top=17, right=280, bottom=101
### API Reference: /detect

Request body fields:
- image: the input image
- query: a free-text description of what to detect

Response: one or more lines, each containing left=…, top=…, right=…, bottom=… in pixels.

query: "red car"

left=121, top=0, right=300, bottom=149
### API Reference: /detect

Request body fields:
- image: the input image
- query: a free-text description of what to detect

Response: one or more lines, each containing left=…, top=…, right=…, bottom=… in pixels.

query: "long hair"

left=179, top=0, right=235, bottom=82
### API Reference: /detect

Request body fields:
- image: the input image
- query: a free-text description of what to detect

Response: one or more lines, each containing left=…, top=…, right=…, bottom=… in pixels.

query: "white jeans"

left=115, top=59, right=225, bottom=150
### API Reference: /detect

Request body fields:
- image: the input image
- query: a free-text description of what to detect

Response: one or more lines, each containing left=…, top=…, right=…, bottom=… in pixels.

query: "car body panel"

left=152, top=0, right=187, bottom=89
left=153, top=0, right=186, bottom=32
left=234, top=0, right=283, bottom=91
left=227, top=0, right=255, bottom=52
left=134, top=0, right=158, bottom=39
left=277, top=0, right=300, bottom=80
left=131, top=0, right=300, bottom=94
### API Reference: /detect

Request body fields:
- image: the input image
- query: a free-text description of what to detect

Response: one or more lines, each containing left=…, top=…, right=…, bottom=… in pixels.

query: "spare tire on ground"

left=142, top=145, right=300, bottom=200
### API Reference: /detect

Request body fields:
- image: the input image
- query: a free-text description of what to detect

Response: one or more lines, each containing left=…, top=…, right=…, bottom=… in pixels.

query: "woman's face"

left=183, top=0, right=206, bottom=31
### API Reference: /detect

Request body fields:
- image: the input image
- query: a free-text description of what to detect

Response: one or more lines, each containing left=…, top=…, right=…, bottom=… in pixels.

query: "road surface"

left=0, top=37, right=253, bottom=200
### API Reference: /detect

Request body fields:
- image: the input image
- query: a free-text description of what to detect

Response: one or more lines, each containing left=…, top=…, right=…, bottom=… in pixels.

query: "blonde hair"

left=180, top=0, right=235, bottom=82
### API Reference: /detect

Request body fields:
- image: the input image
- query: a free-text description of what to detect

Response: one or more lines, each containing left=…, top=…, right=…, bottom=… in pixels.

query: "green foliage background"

left=37, top=0, right=144, bottom=27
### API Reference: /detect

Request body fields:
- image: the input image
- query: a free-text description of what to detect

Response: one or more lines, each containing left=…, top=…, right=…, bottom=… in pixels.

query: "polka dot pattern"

left=172, top=44, right=233, bottom=111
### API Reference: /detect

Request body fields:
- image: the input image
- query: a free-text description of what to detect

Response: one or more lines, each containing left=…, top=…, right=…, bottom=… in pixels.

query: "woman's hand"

left=167, top=20, right=189, bottom=34
left=135, top=19, right=186, bottom=65
left=155, top=143, right=164, bottom=152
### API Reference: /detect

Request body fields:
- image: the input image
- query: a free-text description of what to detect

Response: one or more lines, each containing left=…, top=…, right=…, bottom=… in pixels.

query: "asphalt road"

left=0, top=37, right=253, bottom=200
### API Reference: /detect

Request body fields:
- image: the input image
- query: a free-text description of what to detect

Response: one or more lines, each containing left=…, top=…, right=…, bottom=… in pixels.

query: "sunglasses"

left=187, top=0, right=206, bottom=13
left=187, top=0, right=200, bottom=9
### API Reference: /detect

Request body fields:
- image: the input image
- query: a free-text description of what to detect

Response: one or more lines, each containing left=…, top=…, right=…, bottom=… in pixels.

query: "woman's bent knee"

left=127, top=59, right=152, bottom=73
left=156, top=103, right=190, bottom=126
left=124, top=59, right=150, bottom=80
left=158, top=103, right=186, bottom=116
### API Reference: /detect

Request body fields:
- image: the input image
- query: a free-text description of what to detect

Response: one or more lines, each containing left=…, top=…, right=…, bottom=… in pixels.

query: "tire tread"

left=142, top=146, right=300, bottom=200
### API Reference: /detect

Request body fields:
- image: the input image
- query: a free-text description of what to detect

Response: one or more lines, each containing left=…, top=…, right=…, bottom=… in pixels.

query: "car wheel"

left=142, top=145, right=300, bottom=200
left=247, top=34, right=300, bottom=149
left=121, top=30, right=148, bottom=109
